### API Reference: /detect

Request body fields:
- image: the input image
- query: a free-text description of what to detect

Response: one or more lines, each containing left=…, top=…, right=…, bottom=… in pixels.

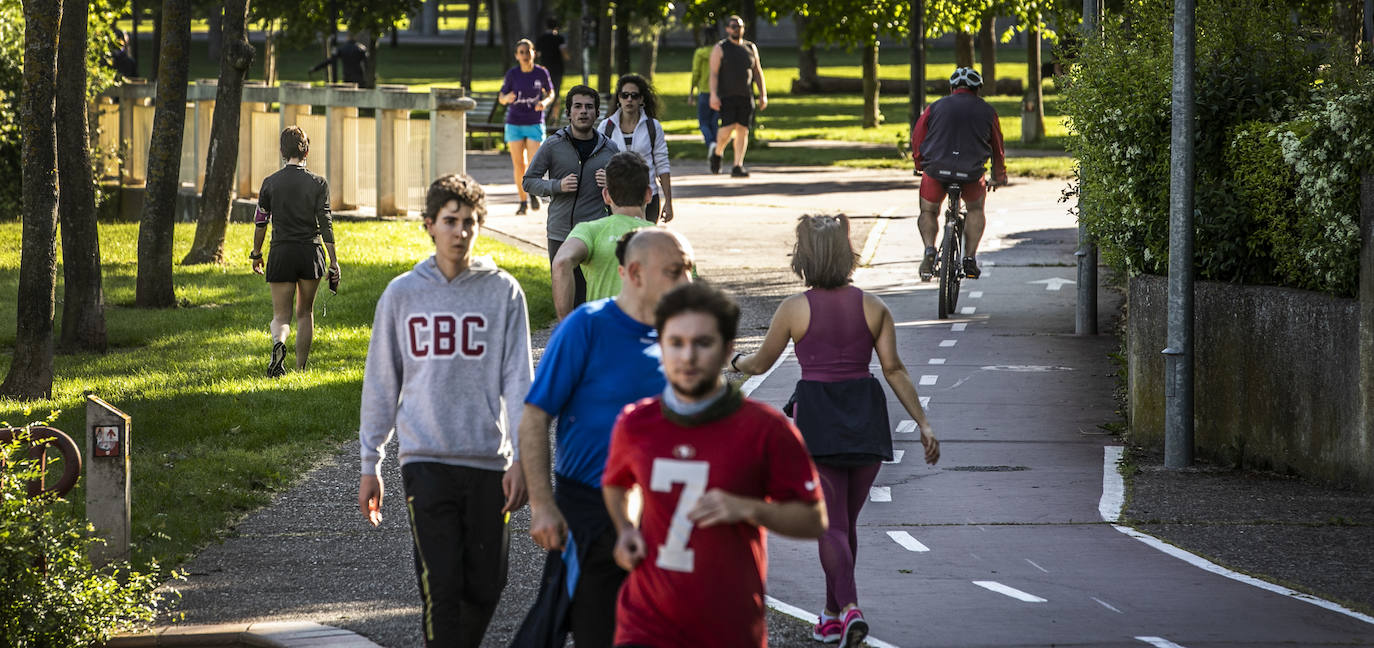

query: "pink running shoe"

left=840, top=607, right=869, bottom=648
left=812, top=616, right=842, bottom=643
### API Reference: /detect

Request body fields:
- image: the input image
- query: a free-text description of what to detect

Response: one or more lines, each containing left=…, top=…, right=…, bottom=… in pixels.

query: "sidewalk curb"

left=103, top=621, right=383, bottom=647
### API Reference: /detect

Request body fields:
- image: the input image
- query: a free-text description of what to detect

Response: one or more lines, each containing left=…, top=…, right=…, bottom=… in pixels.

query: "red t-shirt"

left=603, top=396, right=823, bottom=648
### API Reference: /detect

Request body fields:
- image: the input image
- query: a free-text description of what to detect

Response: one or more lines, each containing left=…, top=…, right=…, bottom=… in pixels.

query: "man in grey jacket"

left=358, top=173, right=533, bottom=648
left=522, top=84, right=620, bottom=308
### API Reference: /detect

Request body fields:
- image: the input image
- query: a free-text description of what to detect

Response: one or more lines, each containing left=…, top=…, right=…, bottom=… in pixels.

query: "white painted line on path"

left=1029, top=277, right=1075, bottom=291
left=919, top=396, right=930, bottom=408
left=896, top=420, right=917, bottom=434
left=960, top=307, right=976, bottom=315
left=919, top=375, right=938, bottom=386
left=1135, top=637, right=1187, bottom=648
left=939, top=339, right=957, bottom=347
left=970, top=291, right=984, bottom=298
left=884, top=450, right=905, bottom=464
left=928, top=358, right=946, bottom=365
left=764, top=597, right=902, bottom=648
left=1092, top=596, right=1124, bottom=614
left=869, top=486, right=892, bottom=502
left=739, top=341, right=793, bottom=397
left=1024, top=558, right=1049, bottom=573
left=972, top=581, right=1048, bottom=603
left=1099, top=446, right=1125, bottom=523
left=1101, top=448, right=1374, bottom=626
left=858, top=209, right=895, bottom=266
left=887, top=531, right=930, bottom=552
left=951, top=323, right=967, bottom=332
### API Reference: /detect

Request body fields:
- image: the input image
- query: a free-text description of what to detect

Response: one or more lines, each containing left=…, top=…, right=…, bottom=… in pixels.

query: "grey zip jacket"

left=522, top=125, right=621, bottom=242
left=359, top=255, right=532, bottom=475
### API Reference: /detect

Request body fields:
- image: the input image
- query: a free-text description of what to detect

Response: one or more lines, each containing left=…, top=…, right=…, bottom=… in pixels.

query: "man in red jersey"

left=602, top=282, right=827, bottom=648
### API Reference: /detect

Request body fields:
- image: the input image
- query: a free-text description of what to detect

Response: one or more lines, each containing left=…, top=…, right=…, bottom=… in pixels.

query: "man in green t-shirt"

left=552, top=151, right=655, bottom=319
left=688, top=26, right=719, bottom=156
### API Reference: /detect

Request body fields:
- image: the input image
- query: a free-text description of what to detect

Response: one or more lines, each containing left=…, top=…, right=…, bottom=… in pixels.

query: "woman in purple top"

left=733, top=214, right=940, bottom=648
left=500, top=38, right=554, bottom=215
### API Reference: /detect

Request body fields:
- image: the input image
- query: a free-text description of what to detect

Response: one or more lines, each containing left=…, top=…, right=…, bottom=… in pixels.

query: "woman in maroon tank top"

left=733, top=214, right=939, bottom=648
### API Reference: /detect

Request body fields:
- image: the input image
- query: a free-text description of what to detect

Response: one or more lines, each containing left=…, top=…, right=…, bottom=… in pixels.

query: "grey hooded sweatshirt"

left=522, top=125, right=621, bottom=242
left=359, top=255, right=532, bottom=476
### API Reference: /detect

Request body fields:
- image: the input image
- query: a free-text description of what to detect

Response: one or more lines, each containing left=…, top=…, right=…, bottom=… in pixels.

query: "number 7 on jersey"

left=650, top=458, right=709, bottom=573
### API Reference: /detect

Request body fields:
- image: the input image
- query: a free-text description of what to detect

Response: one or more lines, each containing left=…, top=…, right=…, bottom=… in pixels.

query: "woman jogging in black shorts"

left=250, top=126, right=340, bottom=378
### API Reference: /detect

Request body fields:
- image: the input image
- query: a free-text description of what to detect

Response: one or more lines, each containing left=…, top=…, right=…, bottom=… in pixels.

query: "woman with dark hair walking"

left=733, top=213, right=940, bottom=648
left=597, top=73, right=674, bottom=222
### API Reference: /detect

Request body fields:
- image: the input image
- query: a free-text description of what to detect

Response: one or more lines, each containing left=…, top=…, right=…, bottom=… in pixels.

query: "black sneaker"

left=516, top=201, right=528, bottom=215
left=267, top=341, right=287, bottom=378
left=709, top=152, right=722, bottom=174
left=530, top=194, right=540, bottom=211
left=962, top=257, right=981, bottom=279
left=731, top=165, right=749, bottom=178
left=918, top=247, right=937, bottom=281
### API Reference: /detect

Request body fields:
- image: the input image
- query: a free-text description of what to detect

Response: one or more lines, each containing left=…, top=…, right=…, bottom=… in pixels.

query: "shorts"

left=920, top=171, right=987, bottom=204
left=505, top=122, right=546, bottom=143
left=718, top=95, right=754, bottom=127
left=265, top=241, right=326, bottom=283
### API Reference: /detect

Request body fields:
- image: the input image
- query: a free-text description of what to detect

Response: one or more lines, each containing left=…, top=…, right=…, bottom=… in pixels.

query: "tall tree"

left=596, top=0, right=611, bottom=95
left=909, top=0, right=926, bottom=129
left=183, top=0, right=254, bottom=266
left=461, top=0, right=480, bottom=90
left=977, top=12, right=997, bottom=89
left=135, top=0, right=191, bottom=309
left=1022, top=18, right=1045, bottom=143
left=787, top=0, right=910, bottom=128
left=1, top=0, right=62, bottom=399
left=795, top=14, right=819, bottom=91
left=57, top=0, right=107, bottom=353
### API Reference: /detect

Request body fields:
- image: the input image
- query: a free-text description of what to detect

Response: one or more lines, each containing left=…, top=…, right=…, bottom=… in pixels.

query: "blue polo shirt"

left=526, top=298, right=664, bottom=487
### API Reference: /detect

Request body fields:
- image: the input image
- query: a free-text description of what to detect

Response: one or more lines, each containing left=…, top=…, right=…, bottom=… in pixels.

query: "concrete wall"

left=1128, top=274, right=1372, bottom=488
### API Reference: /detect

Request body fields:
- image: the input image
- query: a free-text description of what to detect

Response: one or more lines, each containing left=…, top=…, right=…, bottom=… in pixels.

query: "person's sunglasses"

left=727, top=22, right=742, bottom=28
left=619, top=91, right=642, bottom=100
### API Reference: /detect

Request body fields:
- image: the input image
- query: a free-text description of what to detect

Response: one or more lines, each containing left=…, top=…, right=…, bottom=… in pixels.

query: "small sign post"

left=86, top=394, right=131, bottom=565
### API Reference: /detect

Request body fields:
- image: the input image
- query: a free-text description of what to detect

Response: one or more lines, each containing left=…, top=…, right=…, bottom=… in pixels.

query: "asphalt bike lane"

left=753, top=180, right=1374, bottom=648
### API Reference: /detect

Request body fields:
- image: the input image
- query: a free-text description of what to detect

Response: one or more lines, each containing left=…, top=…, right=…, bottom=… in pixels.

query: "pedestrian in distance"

left=500, top=38, right=556, bottom=216
left=535, top=18, right=570, bottom=125
left=603, top=281, right=828, bottom=648
left=551, top=151, right=657, bottom=320
left=357, top=173, right=532, bottom=648
left=310, top=31, right=370, bottom=87
left=688, top=25, right=721, bottom=157
left=523, top=85, right=620, bottom=309
left=250, top=126, right=340, bottom=378
left=598, top=74, right=674, bottom=223
left=709, top=15, right=767, bottom=178
left=911, top=66, right=1008, bottom=281
left=514, top=228, right=695, bottom=647
left=733, top=213, right=941, bottom=648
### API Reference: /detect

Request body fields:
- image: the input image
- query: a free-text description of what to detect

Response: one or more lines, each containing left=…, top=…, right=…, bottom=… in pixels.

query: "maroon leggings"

left=815, top=461, right=882, bottom=612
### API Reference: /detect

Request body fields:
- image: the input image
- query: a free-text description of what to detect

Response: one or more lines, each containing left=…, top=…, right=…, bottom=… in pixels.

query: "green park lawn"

left=0, top=221, right=553, bottom=570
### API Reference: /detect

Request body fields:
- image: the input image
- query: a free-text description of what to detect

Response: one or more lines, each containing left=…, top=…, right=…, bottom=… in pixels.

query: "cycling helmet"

left=949, top=67, right=983, bottom=89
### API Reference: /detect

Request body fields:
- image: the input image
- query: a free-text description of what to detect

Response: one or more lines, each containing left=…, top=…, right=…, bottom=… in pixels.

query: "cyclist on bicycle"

left=911, top=67, right=1007, bottom=280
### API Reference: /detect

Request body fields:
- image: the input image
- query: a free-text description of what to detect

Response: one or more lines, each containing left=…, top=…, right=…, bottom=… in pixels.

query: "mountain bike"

left=935, top=181, right=966, bottom=320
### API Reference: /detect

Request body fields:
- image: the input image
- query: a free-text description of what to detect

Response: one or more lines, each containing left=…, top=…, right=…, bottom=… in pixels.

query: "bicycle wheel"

left=937, top=221, right=961, bottom=319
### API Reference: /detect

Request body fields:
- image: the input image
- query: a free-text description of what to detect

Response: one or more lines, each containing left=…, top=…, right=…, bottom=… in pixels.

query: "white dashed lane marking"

left=869, top=486, right=891, bottom=502
left=972, top=581, right=1048, bottom=603
left=951, top=323, right=967, bottom=332
left=960, top=306, right=976, bottom=315
left=1025, top=559, right=1049, bottom=573
left=939, top=339, right=957, bottom=347
left=896, top=420, right=916, bottom=434
left=884, top=450, right=905, bottom=464
left=919, top=396, right=930, bottom=408
left=919, top=375, right=938, bottom=386
left=1136, top=637, right=1188, bottom=648
left=1092, top=596, right=1124, bottom=614
left=928, top=358, right=946, bottom=364
left=887, top=531, right=931, bottom=552
left=970, top=291, right=983, bottom=298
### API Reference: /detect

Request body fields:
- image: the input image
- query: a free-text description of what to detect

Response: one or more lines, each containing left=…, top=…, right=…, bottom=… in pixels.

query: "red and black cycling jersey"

left=911, top=88, right=1007, bottom=181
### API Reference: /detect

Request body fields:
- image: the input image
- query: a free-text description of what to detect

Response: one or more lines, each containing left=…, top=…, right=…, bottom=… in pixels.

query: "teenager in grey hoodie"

left=358, top=174, right=532, bottom=647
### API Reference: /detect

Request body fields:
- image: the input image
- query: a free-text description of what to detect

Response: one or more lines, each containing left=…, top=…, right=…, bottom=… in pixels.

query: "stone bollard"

left=430, top=87, right=475, bottom=178
left=85, top=395, right=131, bottom=566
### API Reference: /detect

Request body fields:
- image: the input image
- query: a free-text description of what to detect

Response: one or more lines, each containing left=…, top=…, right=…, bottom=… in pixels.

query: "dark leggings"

left=548, top=238, right=587, bottom=306
left=815, top=462, right=882, bottom=613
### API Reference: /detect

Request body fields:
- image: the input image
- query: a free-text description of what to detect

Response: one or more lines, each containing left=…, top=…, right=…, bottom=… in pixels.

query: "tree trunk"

left=1, top=0, right=62, bottom=399
left=364, top=33, right=379, bottom=88
left=614, top=6, right=630, bottom=76
left=497, top=0, right=518, bottom=70
left=795, top=14, right=819, bottom=91
left=487, top=0, right=497, bottom=47
left=131, top=0, right=141, bottom=76
left=978, top=13, right=996, bottom=89
left=909, top=0, right=925, bottom=130
left=264, top=20, right=278, bottom=86
left=741, top=0, right=758, bottom=46
left=636, top=23, right=660, bottom=80
left=207, top=4, right=222, bottom=62
left=596, top=0, right=611, bottom=96
left=566, top=2, right=584, bottom=85
left=56, top=0, right=106, bottom=353
left=152, top=5, right=162, bottom=76
left=135, top=0, right=191, bottom=309
left=1021, top=22, right=1045, bottom=144
left=954, top=30, right=974, bottom=67
left=183, top=0, right=252, bottom=266
left=462, top=0, right=479, bottom=90
left=862, top=38, right=880, bottom=128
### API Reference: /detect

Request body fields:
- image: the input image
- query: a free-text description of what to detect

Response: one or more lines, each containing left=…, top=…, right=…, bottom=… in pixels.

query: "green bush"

left=0, top=425, right=171, bottom=647
left=1226, top=121, right=1299, bottom=287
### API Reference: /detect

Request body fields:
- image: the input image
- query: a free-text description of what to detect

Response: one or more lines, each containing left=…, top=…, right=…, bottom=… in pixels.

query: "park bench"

left=466, top=91, right=504, bottom=149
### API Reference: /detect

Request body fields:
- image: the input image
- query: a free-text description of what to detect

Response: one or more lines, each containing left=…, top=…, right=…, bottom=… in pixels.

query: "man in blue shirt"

left=517, top=228, right=694, bottom=646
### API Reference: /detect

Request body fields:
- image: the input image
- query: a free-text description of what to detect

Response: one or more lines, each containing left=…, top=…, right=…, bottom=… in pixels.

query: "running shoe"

left=919, top=246, right=938, bottom=281
left=516, top=201, right=528, bottom=215
left=267, top=341, right=287, bottom=378
left=812, top=616, right=842, bottom=643
left=840, top=608, right=869, bottom=648
left=962, top=256, right=981, bottom=279
left=731, top=165, right=750, bottom=178
left=530, top=194, right=540, bottom=211
left=710, top=152, right=722, bottom=174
